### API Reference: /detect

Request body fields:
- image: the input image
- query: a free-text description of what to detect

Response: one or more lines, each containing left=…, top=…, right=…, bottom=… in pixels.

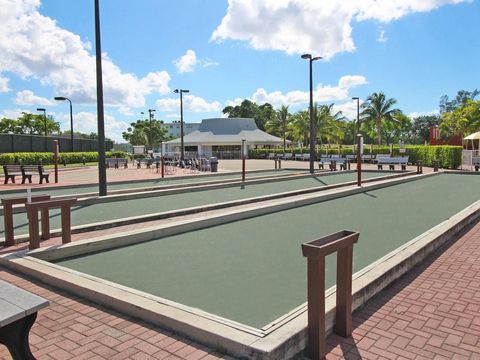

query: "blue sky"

left=0, top=0, right=478, bottom=141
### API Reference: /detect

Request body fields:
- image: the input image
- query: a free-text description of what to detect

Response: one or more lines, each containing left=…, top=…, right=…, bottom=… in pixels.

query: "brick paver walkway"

left=1, top=220, right=479, bottom=359
left=325, top=220, right=480, bottom=359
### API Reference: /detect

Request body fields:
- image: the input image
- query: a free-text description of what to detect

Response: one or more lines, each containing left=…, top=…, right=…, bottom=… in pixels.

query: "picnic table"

left=0, top=280, right=49, bottom=359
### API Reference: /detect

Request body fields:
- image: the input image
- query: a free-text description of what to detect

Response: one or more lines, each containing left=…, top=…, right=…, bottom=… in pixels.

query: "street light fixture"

left=54, top=96, right=74, bottom=152
left=36, top=108, right=47, bottom=137
left=301, top=54, right=322, bottom=174
left=148, top=109, right=155, bottom=151
left=173, top=88, right=189, bottom=162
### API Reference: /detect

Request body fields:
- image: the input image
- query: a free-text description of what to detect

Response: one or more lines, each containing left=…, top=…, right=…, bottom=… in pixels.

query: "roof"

left=166, top=118, right=287, bottom=145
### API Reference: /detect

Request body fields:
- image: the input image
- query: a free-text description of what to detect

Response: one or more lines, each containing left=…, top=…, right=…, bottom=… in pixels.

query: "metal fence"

left=0, top=134, right=113, bottom=153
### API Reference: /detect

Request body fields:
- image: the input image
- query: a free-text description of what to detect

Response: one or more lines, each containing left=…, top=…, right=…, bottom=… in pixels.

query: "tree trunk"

left=376, top=118, right=382, bottom=145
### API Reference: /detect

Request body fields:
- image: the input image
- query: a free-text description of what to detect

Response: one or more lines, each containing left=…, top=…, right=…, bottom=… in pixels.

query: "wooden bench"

left=473, top=157, right=480, bottom=171
left=0, top=280, right=49, bottom=360
left=377, top=156, right=409, bottom=171
left=21, top=165, right=50, bottom=184
left=3, top=165, right=22, bottom=184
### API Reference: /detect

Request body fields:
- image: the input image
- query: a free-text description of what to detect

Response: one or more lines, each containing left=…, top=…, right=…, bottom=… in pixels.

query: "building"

left=164, top=117, right=286, bottom=158
left=161, top=121, right=200, bottom=138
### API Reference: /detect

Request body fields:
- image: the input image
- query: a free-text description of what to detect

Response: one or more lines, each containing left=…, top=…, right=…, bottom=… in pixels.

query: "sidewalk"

left=1, top=219, right=479, bottom=359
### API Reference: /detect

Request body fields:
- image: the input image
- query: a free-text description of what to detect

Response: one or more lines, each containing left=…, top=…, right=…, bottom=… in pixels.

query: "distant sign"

left=133, top=145, right=145, bottom=155
left=399, top=141, right=406, bottom=153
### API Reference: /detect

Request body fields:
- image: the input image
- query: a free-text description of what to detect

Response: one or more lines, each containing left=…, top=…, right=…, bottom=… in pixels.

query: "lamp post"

left=352, top=97, right=360, bottom=143
left=36, top=108, right=48, bottom=151
left=301, top=54, right=322, bottom=174
left=54, top=97, right=74, bottom=151
left=148, top=109, right=155, bottom=151
left=94, top=0, right=107, bottom=196
left=173, top=89, right=189, bottom=162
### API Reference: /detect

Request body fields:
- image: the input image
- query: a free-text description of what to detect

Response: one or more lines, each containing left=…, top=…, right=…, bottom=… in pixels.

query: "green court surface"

left=55, top=174, right=479, bottom=328
left=1, top=171, right=387, bottom=238
left=0, top=169, right=304, bottom=198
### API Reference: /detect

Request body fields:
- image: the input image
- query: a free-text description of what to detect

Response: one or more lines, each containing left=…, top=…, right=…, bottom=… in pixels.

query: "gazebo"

left=164, top=118, right=287, bottom=158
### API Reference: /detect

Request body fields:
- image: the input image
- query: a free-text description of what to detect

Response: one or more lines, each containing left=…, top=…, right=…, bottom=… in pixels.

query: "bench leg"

left=401, top=164, right=406, bottom=171
left=389, top=165, right=395, bottom=171
left=475, top=165, right=479, bottom=172
left=377, top=165, right=383, bottom=170
left=0, top=312, right=37, bottom=360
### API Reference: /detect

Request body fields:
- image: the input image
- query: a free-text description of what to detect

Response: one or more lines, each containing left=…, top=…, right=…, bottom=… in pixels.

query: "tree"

left=222, top=99, right=275, bottom=131
left=439, top=100, right=480, bottom=139
left=439, top=89, right=479, bottom=114
left=361, top=92, right=401, bottom=145
left=289, top=110, right=310, bottom=146
left=410, top=115, right=440, bottom=144
left=0, top=113, right=60, bottom=135
left=266, top=105, right=290, bottom=153
left=381, top=113, right=412, bottom=145
left=313, top=103, right=345, bottom=145
left=122, top=119, right=167, bottom=149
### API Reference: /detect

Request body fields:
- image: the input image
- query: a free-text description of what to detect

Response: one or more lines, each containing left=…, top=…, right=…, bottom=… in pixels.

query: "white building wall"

left=162, top=122, right=200, bottom=138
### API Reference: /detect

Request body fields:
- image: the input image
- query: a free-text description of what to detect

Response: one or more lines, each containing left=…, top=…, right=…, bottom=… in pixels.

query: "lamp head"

left=149, top=109, right=156, bottom=112
left=312, top=56, right=322, bottom=61
left=36, top=108, right=45, bottom=112
left=352, top=97, right=359, bottom=100
left=181, top=89, right=190, bottom=93
left=301, top=54, right=311, bottom=59
left=54, top=96, right=66, bottom=101
left=173, top=89, right=179, bottom=93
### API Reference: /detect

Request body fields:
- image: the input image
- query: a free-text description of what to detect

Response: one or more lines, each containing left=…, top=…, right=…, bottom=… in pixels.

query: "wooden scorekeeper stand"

left=302, top=230, right=360, bottom=360
left=1, top=195, right=51, bottom=247
left=25, top=198, right=77, bottom=250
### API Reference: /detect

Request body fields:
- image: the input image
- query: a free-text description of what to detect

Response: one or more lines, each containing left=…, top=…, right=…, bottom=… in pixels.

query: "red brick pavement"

left=1, top=221, right=480, bottom=359
left=325, top=220, right=480, bottom=360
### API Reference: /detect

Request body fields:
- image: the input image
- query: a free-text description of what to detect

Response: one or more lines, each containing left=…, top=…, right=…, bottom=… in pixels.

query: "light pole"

left=95, top=0, right=107, bottom=196
left=36, top=108, right=48, bottom=151
left=54, top=97, right=74, bottom=151
left=173, top=89, right=189, bottom=162
left=352, top=97, right=360, bottom=143
left=148, top=109, right=155, bottom=151
left=301, top=54, right=322, bottom=174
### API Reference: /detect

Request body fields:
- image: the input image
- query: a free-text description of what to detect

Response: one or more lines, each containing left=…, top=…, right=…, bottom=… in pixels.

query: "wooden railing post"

left=302, top=230, right=359, bottom=360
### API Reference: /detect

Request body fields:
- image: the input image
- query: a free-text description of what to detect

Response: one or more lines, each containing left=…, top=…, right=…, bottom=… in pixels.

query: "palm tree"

left=289, top=110, right=310, bottom=146
left=277, top=105, right=289, bottom=153
left=361, top=92, right=401, bottom=145
left=314, top=103, right=346, bottom=145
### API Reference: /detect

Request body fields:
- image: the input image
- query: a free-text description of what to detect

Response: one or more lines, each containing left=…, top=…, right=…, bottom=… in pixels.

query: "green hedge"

left=248, top=145, right=463, bottom=169
left=0, top=151, right=128, bottom=166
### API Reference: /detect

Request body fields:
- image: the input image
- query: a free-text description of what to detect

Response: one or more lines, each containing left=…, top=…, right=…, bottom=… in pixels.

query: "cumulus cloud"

left=62, top=111, right=128, bottom=142
left=156, top=95, right=222, bottom=113
left=174, top=50, right=197, bottom=73
left=174, top=50, right=219, bottom=73
left=0, top=75, right=10, bottom=92
left=0, top=0, right=170, bottom=107
left=15, top=90, right=56, bottom=106
left=247, top=75, right=367, bottom=108
left=212, top=0, right=471, bottom=58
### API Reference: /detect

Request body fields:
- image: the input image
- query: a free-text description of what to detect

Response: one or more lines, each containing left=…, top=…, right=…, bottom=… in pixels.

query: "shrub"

left=0, top=151, right=128, bottom=166
left=247, top=145, right=463, bottom=169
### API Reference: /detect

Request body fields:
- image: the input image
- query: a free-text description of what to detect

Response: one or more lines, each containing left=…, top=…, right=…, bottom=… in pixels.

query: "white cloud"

left=248, top=75, right=367, bottom=108
left=332, top=100, right=364, bottom=121
left=377, top=30, right=388, bottom=43
left=408, top=109, right=439, bottom=119
left=0, top=0, right=170, bottom=107
left=0, top=108, right=31, bottom=119
left=212, top=0, right=471, bottom=58
left=201, top=58, right=220, bottom=68
left=0, top=74, right=10, bottom=92
left=15, top=90, right=56, bottom=106
left=156, top=95, right=222, bottom=112
left=60, top=111, right=129, bottom=142
left=165, top=113, right=180, bottom=119
left=174, top=50, right=197, bottom=73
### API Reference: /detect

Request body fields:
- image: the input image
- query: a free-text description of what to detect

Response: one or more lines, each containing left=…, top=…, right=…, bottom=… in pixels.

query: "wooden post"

left=161, top=156, right=165, bottom=178
left=1, top=195, right=50, bottom=246
left=27, top=208, right=40, bottom=250
left=302, top=230, right=360, bottom=360
left=53, top=140, right=59, bottom=183
left=60, top=205, right=72, bottom=243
